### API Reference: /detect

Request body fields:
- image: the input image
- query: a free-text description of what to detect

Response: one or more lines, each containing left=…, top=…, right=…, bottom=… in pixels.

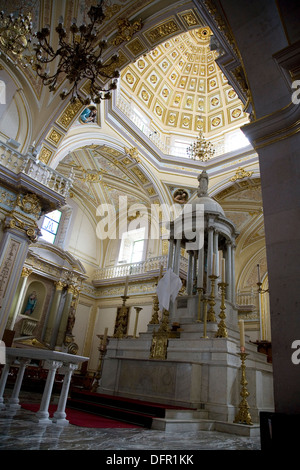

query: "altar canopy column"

left=187, top=251, right=193, bottom=295
left=173, top=238, right=181, bottom=276
left=167, top=239, right=174, bottom=269
left=225, top=241, right=232, bottom=302
left=231, top=244, right=236, bottom=304
left=207, top=226, right=214, bottom=293
left=213, top=231, right=219, bottom=295
left=197, top=247, right=204, bottom=289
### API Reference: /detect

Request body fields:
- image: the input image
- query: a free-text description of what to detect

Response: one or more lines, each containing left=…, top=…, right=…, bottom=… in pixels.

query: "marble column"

left=225, top=242, right=232, bottom=302
left=231, top=244, right=236, bottom=304
left=187, top=251, right=193, bottom=295
left=0, top=358, right=13, bottom=409
left=44, top=281, right=65, bottom=345
left=167, top=238, right=174, bottom=269
left=52, top=363, right=78, bottom=425
left=50, top=284, right=76, bottom=349
left=7, top=358, right=30, bottom=410
left=9, top=267, right=32, bottom=330
left=35, top=360, right=63, bottom=424
left=197, top=247, right=204, bottom=289
left=173, top=238, right=181, bottom=275
left=207, top=226, right=214, bottom=292
left=0, top=231, right=33, bottom=339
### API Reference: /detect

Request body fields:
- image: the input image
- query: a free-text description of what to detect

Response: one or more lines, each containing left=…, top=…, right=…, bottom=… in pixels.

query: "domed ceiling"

left=118, top=27, right=249, bottom=144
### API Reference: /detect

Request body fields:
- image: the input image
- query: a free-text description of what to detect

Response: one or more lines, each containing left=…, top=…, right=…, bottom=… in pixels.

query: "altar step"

left=67, top=389, right=197, bottom=428
left=152, top=410, right=260, bottom=437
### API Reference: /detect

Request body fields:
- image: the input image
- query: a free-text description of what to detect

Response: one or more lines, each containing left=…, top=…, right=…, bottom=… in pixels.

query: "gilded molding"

left=230, top=168, right=254, bottom=182
left=112, top=18, right=143, bottom=47
left=39, top=146, right=53, bottom=165
left=144, top=19, right=180, bottom=45
left=16, top=193, right=42, bottom=218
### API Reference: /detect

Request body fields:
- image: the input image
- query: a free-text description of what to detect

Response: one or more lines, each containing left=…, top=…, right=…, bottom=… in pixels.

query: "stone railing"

left=0, top=140, right=73, bottom=198
left=0, top=347, right=88, bottom=425
left=93, top=255, right=188, bottom=281
left=236, top=290, right=258, bottom=308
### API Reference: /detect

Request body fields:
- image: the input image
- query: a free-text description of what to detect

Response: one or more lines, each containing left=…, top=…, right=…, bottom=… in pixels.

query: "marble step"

left=151, top=416, right=261, bottom=436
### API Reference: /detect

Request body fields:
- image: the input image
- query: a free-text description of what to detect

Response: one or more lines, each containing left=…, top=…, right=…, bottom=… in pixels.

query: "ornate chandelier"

left=33, top=0, right=120, bottom=104
left=187, top=127, right=215, bottom=162
left=0, top=11, right=33, bottom=63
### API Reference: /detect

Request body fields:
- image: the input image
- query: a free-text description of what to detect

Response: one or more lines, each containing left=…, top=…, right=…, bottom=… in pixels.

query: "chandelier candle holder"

left=33, top=0, right=120, bottom=104
left=187, top=123, right=215, bottom=162
left=0, top=11, right=33, bottom=63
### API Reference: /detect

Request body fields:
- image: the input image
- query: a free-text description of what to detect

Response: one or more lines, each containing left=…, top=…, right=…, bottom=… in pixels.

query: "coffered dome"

left=119, top=27, right=249, bottom=145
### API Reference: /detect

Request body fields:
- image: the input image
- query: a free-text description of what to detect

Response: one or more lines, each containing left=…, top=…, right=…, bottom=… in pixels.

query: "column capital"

left=54, top=280, right=66, bottom=291
left=3, top=212, right=41, bottom=242
left=21, top=267, right=33, bottom=277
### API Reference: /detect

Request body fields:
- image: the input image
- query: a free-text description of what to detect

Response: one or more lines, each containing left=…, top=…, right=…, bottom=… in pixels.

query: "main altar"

left=96, top=172, right=274, bottom=428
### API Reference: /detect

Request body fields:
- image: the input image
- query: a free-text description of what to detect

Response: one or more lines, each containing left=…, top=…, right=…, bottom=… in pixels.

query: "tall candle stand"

left=150, top=308, right=170, bottom=360
left=114, top=295, right=129, bottom=338
left=234, top=351, right=253, bottom=425
left=215, top=282, right=228, bottom=338
left=149, top=294, right=160, bottom=324
left=197, top=287, right=204, bottom=323
left=133, top=307, right=142, bottom=338
left=207, top=274, right=218, bottom=322
left=91, top=333, right=109, bottom=392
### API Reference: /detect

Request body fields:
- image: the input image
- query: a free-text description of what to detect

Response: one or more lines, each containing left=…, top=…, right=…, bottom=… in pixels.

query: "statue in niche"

left=173, top=188, right=189, bottom=204
left=79, top=105, right=97, bottom=123
left=23, top=291, right=37, bottom=316
left=197, top=170, right=209, bottom=197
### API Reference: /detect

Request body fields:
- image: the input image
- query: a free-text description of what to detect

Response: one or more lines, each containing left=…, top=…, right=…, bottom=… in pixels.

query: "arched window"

left=118, top=227, right=146, bottom=264
left=40, top=210, right=62, bottom=244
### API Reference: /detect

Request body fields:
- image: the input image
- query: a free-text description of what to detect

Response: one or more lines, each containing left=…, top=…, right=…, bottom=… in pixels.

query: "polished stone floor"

left=0, top=391, right=261, bottom=453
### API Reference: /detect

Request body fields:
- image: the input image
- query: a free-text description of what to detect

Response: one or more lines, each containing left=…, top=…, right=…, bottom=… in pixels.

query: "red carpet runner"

left=21, top=403, right=141, bottom=428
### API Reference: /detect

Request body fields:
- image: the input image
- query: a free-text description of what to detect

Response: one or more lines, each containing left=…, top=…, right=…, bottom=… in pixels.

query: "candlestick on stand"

left=92, top=329, right=109, bottom=392
left=234, top=351, right=253, bottom=425
left=215, top=282, right=228, bottom=337
left=149, top=265, right=163, bottom=324
left=207, top=274, right=218, bottom=322
left=114, top=295, right=129, bottom=338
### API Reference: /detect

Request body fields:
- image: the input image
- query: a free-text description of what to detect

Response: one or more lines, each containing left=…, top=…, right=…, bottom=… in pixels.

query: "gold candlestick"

left=114, top=295, right=129, bottom=338
left=91, top=332, right=109, bottom=392
left=197, top=287, right=203, bottom=322
left=215, top=282, right=228, bottom=338
left=207, top=274, right=218, bottom=322
left=133, top=307, right=142, bottom=338
left=150, top=308, right=170, bottom=360
left=149, top=294, right=160, bottom=324
left=234, top=352, right=253, bottom=425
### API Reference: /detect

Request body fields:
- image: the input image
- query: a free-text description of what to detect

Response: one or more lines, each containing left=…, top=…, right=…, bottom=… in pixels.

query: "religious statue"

left=197, top=170, right=209, bottom=197
left=23, top=291, right=37, bottom=315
